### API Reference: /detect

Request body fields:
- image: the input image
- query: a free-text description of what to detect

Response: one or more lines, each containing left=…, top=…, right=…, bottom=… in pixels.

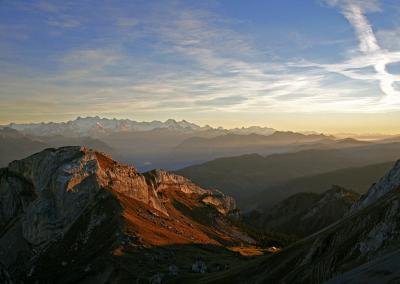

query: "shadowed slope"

left=201, top=160, right=400, bottom=283
left=177, top=143, right=400, bottom=207
left=246, top=186, right=359, bottom=237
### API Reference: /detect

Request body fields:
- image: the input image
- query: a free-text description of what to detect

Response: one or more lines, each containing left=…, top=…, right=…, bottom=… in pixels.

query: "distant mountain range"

left=1, top=116, right=338, bottom=170
left=177, top=143, right=400, bottom=209
left=174, top=131, right=335, bottom=151
left=4, top=116, right=277, bottom=137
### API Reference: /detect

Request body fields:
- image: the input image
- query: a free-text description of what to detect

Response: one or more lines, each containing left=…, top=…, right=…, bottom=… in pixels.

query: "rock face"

left=201, top=193, right=236, bottom=215
left=206, top=158, right=400, bottom=283
left=144, top=169, right=237, bottom=214
left=351, top=160, right=400, bottom=211
left=248, top=186, right=359, bottom=237
left=1, top=147, right=163, bottom=247
left=0, top=146, right=249, bottom=283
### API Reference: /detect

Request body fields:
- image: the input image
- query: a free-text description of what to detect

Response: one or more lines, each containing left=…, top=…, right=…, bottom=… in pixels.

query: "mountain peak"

left=164, top=118, right=177, bottom=124
left=351, top=160, right=400, bottom=212
left=6, top=145, right=241, bottom=232
left=0, top=147, right=253, bottom=282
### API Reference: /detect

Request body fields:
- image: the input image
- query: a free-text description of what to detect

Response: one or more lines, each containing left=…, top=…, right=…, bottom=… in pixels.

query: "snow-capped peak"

left=7, top=116, right=280, bottom=137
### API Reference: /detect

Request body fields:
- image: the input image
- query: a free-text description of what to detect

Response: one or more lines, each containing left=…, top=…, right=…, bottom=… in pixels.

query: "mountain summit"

left=0, top=147, right=253, bottom=283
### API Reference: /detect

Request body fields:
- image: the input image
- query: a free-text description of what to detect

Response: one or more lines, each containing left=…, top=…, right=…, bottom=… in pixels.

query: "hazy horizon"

left=2, top=115, right=400, bottom=137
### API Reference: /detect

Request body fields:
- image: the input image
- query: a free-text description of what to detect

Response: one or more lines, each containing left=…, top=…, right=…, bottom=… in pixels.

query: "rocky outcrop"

left=144, top=169, right=208, bottom=196
left=351, top=160, right=400, bottom=212
left=1, top=147, right=237, bottom=246
left=1, top=147, right=166, bottom=248
left=0, top=146, right=246, bottom=283
left=144, top=169, right=236, bottom=214
left=202, top=194, right=236, bottom=215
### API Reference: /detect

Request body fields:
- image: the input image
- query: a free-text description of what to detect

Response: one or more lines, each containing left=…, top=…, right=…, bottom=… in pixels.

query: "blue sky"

left=1, top=0, right=400, bottom=133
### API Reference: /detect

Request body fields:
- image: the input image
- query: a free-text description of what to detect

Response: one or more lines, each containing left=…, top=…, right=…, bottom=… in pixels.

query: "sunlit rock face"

left=0, top=146, right=245, bottom=283
left=0, top=147, right=163, bottom=247
left=145, top=169, right=237, bottom=214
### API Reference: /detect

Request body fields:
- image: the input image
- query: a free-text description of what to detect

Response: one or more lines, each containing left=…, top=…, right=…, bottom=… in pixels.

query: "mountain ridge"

left=177, top=142, right=400, bottom=207
left=245, top=185, right=360, bottom=237
left=0, top=146, right=257, bottom=283
left=201, top=157, right=400, bottom=283
left=2, top=118, right=340, bottom=171
left=4, top=116, right=278, bottom=138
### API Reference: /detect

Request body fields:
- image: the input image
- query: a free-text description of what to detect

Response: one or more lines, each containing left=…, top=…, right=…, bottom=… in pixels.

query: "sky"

left=1, top=0, right=400, bottom=134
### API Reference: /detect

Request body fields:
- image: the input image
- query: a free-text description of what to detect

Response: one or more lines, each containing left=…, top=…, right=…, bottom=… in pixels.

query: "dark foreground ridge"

left=202, top=161, right=400, bottom=283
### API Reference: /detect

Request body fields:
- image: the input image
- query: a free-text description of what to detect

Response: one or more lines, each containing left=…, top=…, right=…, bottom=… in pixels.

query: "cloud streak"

left=1, top=0, right=400, bottom=125
left=325, top=0, right=400, bottom=106
left=342, top=2, right=380, bottom=53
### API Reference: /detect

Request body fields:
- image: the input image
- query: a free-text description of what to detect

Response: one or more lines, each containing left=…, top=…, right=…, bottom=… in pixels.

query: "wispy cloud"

left=341, top=2, right=380, bottom=53
left=1, top=0, right=400, bottom=125
left=321, top=0, right=400, bottom=107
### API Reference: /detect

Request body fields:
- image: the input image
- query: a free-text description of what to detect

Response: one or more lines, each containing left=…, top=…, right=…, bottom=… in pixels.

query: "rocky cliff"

left=351, top=160, right=400, bottom=211
left=0, top=146, right=249, bottom=283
